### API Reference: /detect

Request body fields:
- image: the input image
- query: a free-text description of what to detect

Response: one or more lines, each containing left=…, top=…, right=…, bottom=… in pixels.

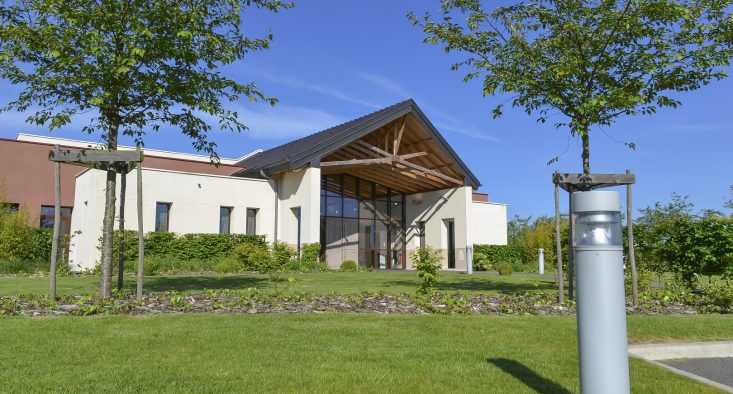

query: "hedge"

left=473, top=244, right=522, bottom=270
left=107, top=231, right=268, bottom=261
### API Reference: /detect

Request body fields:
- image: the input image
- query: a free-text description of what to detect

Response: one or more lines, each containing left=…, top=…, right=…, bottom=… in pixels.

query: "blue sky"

left=1, top=1, right=731, bottom=218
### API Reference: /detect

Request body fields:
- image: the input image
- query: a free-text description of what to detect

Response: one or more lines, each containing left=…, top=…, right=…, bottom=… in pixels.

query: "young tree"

left=410, top=0, right=733, bottom=175
left=0, top=0, right=292, bottom=298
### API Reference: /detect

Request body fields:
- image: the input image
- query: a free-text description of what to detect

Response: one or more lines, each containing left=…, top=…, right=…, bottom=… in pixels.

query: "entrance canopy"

left=234, top=99, right=481, bottom=193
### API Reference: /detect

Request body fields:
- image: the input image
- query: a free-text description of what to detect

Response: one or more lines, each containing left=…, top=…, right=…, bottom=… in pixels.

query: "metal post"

left=573, top=191, right=630, bottom=394
left=538, top=248, right=544, bottom=275
left=467, top=245, right=473, bottom=275
left=49, top=145, right=61, bottom=299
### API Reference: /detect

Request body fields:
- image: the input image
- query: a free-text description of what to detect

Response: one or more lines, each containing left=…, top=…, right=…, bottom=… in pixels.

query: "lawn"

left=2, top=314, right=732, bottom=393
left=0, top=271, right=558, bottom=296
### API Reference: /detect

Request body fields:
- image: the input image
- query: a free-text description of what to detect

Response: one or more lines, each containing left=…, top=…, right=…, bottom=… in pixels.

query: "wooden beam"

left=393, top=117, right=406, bottom=155
left=552, top=173, right=635, bottom=192
left=321, top=158, right=394, bottom=167
left=354, top=140, right=392, bottom=158
left=49, top=148, right=143, bottom=163
left=396, top=159, right=463, bottom=185
left=398, top=152, right=428, bottom=161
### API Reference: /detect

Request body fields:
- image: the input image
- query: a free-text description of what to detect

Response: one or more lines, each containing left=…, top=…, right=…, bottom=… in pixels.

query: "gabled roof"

left=234, top=99, right=481, bottom=188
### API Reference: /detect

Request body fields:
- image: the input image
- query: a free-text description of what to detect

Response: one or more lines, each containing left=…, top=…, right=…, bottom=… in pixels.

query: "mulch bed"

left=1, top=291, right=701, bottom=317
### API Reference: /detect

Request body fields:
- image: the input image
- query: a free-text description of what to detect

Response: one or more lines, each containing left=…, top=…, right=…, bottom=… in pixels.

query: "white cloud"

left=358, top=72, right=412, bottom=98
left=245, top=68, right=384, bottom=110
left=235, top=104, right=345, bottom=140
left=668, top=123, right=721, bottom=132
left=359, top=72, right=502, bottom=142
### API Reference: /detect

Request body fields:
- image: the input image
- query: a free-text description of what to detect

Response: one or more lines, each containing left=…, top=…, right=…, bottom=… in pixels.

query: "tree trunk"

left=581, top=132, right=590, bottom=176
left=99, top=125, right=119, bottom=299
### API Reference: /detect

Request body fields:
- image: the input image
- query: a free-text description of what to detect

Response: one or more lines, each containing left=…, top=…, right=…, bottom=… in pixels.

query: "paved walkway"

left=629, top=341, right=733, bottom=393
left=661, top=357, right=733, bottom=388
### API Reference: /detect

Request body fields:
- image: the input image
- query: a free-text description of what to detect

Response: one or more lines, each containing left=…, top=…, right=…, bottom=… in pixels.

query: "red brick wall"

left=0, top=138, right=241, bottom=226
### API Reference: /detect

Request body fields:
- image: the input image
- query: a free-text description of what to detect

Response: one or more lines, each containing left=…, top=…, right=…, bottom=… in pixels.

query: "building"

left=0, top=99, right=507, bottom=271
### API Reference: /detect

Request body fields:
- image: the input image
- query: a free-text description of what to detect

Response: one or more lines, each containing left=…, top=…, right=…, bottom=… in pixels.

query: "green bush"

left=340, top=260, right=357, bottom=272
left=272, top=241, right=296, bottom=270
left=290, top=243, right=326, bottom=272
left=0, top=259, right=49, bottom=274
left=497, top=262, right=513, bottom=276
left=232, top=242, right=274, bottom=273
left=411, top=246, right=442, bottom=295
left=473, top=258, right=492, bottom=271
left=0, top=209, right=35, bottom=261
left=213, top=257, right=242, bottom=274
left=474, top=244, right=523, bottom=268
left=625, top=268, right=653, bottom=295
left=107, top=231, right=267, bottom=261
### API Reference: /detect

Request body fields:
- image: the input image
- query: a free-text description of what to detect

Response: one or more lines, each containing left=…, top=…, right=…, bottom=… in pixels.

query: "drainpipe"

left=260, top=169, right=278, bottom=242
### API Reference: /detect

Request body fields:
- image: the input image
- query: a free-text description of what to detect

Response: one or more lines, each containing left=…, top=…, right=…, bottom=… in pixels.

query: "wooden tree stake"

left=117, top=171, right=126, bottom=291
left=568, top=196, right=574, bottom=300
left=554, top=177, right=564, bottom=303
left=49, top=145, right=61, bottom=299
left=626, top=169, right=638, bottom=307
left=136, top=154, right=144, bottom=301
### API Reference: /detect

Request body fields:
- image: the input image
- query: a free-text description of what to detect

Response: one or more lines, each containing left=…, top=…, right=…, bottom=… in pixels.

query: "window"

left=1, top=203, right=19, bottom=214
left=219, top=207, right=232, bottom=234
left=417, top=221, right=426, bottom=249
left=246, top=208, right=258, bottom=235
left=446, top=219, right=455, bottom=269
left=292, top=207, right=302, bottom=254
left=40, top=206, right=73, bottom=233
left=155, top=203, right=171, bottom=232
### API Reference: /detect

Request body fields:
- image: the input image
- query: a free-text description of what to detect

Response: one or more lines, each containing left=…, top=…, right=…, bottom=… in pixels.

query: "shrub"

left=340, top=260, right=357, bottom=272
left=411, top=246, right=442, bottom=294
left=232, top=242, right=274, bottom=273
left=474, top=244, right=523, bottom=269
left=289, top=243, right=325, bottom=272
left=272, top=241, right=296, bottom=270
left=497, top=262, right=513, bottom=276
left=213, top=257, right=242, bottom=274
left=473, top=258, right=492, bottom=271
left=0, top=259, right=49, bottom=274
left=0, top=208, right=35, bottom=261
left=625, top=268, right=653, bottom=295
left=107, top=231, right=268, bottom=261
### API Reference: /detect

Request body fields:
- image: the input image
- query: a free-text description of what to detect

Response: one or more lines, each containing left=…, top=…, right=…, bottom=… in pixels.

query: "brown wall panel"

left=0, top=138, right=241, bottom=226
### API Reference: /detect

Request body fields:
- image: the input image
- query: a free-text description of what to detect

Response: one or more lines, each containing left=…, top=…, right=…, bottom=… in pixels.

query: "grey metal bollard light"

left=538, top=248, right=545, bottom=275
left=572, top=191, right=630, bottom=394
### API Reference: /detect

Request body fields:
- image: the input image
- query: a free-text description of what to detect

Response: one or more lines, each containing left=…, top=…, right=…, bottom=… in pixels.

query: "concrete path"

left=662, top=358, right=733, bottom=388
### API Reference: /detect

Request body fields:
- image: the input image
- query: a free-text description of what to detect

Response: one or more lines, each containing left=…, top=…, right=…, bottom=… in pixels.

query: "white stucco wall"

left=470, top=201, right=508, bottom=245
left=277, top=167, right=321, bottom=249
left=405, top=186, right=472, bottom=270
left=69, top=167, right=277, bottom=271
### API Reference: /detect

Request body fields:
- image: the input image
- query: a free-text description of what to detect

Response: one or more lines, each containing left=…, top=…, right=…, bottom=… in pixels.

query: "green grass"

left=0, top=271, right=558, bottom=296
left=1, top=314, right=731, bottom=393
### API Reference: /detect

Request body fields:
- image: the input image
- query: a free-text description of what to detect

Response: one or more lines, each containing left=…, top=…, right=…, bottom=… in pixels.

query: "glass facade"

left=320, top=174, right=406, bottom=269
